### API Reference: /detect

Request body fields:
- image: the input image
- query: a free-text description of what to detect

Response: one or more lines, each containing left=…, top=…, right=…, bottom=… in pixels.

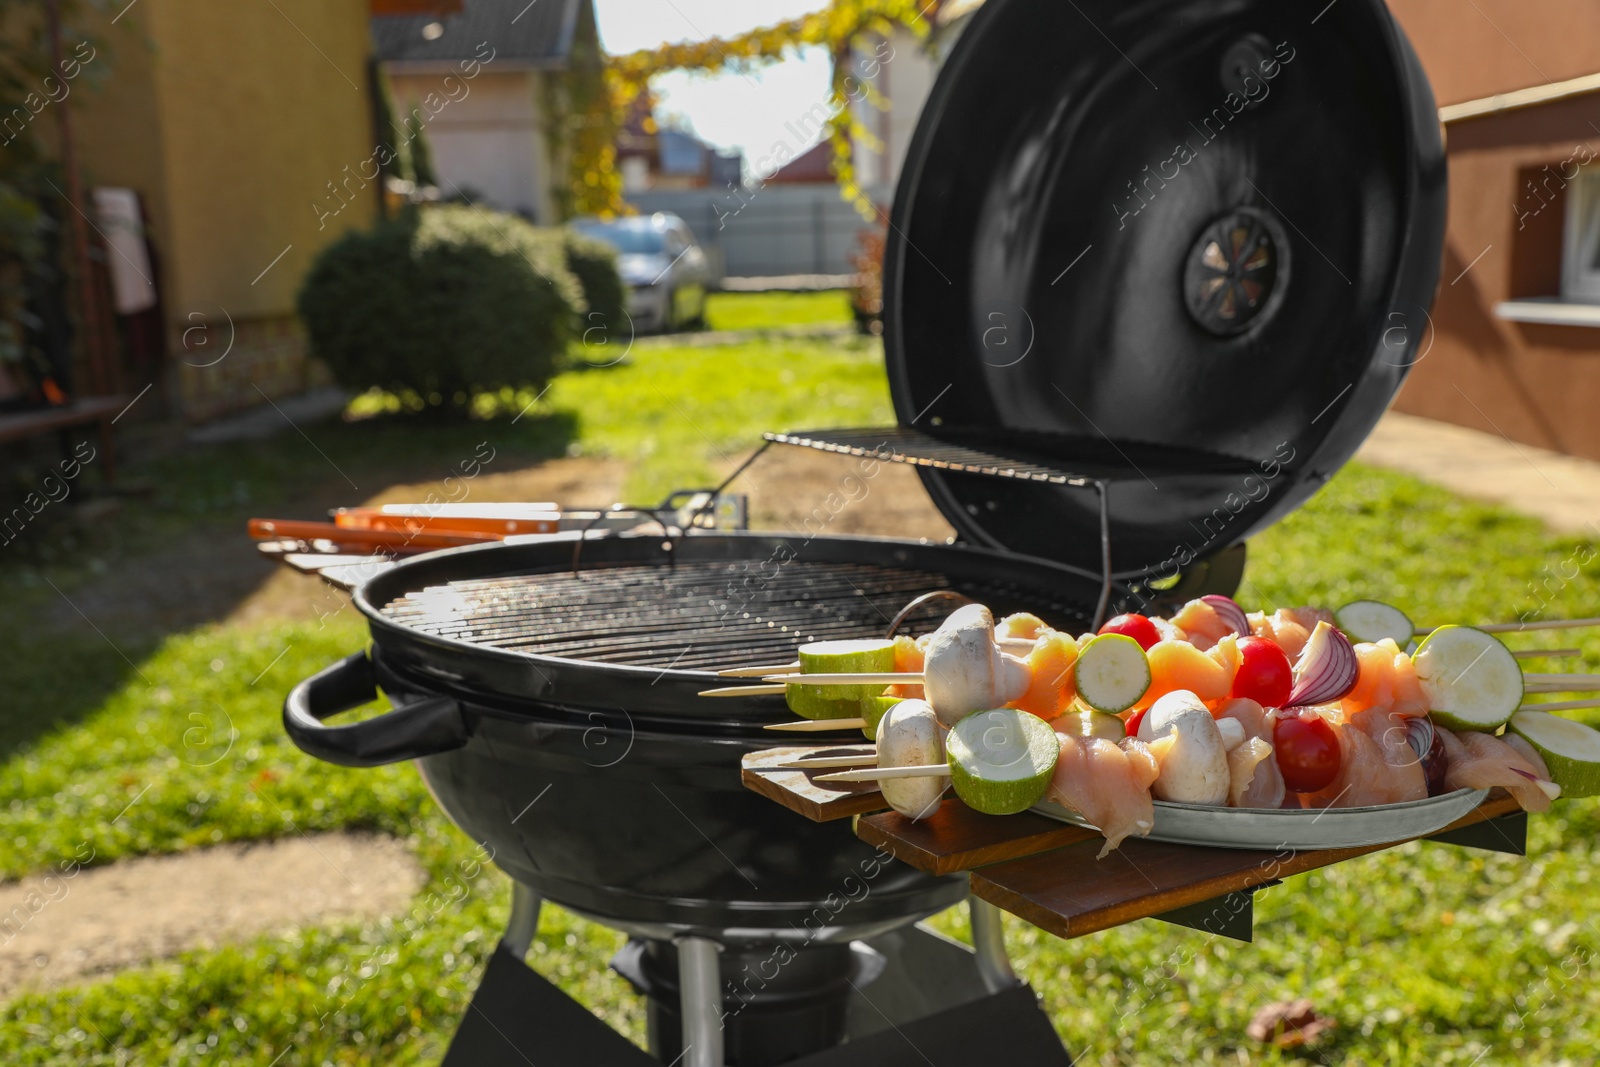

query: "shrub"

left=298, top=205, right=585, bottom=412
left=562, top=229, right=627, bottom=337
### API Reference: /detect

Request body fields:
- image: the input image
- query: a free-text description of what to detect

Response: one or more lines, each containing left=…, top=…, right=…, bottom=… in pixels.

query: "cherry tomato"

left=1272, top=710, right=1342, bottom=792
left=1124, top=706, right=1148, bottom=738
left=1099, top=613, right=1160, bottom=651
left=1230, top=636, right=1293, bottom=707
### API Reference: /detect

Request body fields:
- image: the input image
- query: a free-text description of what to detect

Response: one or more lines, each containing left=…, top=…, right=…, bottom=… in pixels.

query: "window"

left=1562, top=165, right=1600, bottom=301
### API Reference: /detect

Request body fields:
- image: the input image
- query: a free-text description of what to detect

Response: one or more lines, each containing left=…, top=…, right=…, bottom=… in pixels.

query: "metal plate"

left=1031, top=789, right=1491, bottom=851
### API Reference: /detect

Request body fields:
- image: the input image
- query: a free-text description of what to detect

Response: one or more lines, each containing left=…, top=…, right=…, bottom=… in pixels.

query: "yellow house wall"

left=139, top=0, right=378, bottom=320
left=60, top=0, right=377, bottom=418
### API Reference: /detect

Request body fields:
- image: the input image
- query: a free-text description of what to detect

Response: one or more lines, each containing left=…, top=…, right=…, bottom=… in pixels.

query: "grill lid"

left=877, top=0, right=1447, bottom=585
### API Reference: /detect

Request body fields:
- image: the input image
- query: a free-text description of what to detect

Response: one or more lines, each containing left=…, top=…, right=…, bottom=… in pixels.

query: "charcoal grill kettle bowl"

left=284, top=532, right=1120, bottom=934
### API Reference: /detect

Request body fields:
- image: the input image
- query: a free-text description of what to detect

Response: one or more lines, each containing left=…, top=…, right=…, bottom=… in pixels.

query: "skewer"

left=717, top=663, right=801, bottom=677
left=760, top=672, right=921, bottom=685
left=775, top=754, right=880, bottom=770
left=814, top=764, right=951, bottom=783
left=1512, top=648, right=1582, bottom=659
left=1521, top=674, right=1600, bottom=691
left=699, top=685, right=787, bottom=697
left=1519, top=697, right=1600, bottom=713
left=1419, top=616, right=1600, bottom=635
left=762, top=718, right=868, bottom=732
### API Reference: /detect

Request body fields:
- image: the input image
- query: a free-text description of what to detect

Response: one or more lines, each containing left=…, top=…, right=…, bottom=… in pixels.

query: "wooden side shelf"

left=740, top=744, right=889, bottom=822
left=741, top=742, right=1526, bottom=942
left=926, top=794, right=1519, bottom=940
left=857, top=799, right=1099, bottom=876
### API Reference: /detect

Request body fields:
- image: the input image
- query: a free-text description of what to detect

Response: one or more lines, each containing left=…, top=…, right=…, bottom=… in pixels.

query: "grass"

left=3, top=293, right=1600, bottom=1063
left=702, top=288, right=853, bottom=332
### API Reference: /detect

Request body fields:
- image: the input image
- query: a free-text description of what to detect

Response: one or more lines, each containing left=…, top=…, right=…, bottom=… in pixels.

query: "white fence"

left=627, top=183, right=892, bottom=281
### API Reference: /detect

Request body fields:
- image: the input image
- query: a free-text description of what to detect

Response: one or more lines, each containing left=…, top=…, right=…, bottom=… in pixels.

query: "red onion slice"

left=1287, top=620, right=1359, bottom=706
left=1200, top=594, right=1251, bottom=638
left=1405, top=714, right=1449, bottom=795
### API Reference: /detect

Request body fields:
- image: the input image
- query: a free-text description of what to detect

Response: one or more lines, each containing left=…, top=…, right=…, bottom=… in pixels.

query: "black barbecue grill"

left=281, top=1, right=1447, bottom=1063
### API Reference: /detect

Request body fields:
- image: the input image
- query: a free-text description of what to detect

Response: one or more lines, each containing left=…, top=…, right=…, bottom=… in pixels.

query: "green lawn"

left=702, top=288, right=854, bottom=332
left=3, top=293, right=1600, bottom=1064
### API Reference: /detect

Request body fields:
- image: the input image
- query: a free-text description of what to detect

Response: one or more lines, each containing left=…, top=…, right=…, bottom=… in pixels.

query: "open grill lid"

left=868, top=0, right=1446, bottom=586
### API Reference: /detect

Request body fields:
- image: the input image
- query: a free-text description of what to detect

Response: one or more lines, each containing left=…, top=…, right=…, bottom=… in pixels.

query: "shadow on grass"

left=0, top=408, right=580, bottom=761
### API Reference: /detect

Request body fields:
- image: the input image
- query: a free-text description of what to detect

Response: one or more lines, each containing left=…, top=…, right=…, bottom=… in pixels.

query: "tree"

left=570, top=0, right=942, bottom=219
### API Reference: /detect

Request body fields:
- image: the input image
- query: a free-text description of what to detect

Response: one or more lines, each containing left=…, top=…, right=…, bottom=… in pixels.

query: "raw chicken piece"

left=996, top=612, right=1052, bottom=643
left=1151, top=616, right=1188, bottom=643
left=1121, top=736, right=1162, bottom=784
left=1009, top=632, right=1077, bottom=720
left=1503, top=733, right=1552, bottom=779
left=1227, top=737, right=1277, bottom=807
left=1215, top=699, right=1286, bottom=807
left=1302, top=714, right=1426, bottom=808
left=886, top=635, right=926, bottom=700
left=1248, top=607, right=1336, bottom=665
left=1132, top=638, right=1239, bottom=708
left=1170, top=599, right=1235, bottom=651
left=1048, top=734, right=1159, bottom=857
left=1439, top=727, right=1560, bottom=812
left=1342, top=701, right=1428, bottom=803
left=1342, top=641, right=1430, bottom=719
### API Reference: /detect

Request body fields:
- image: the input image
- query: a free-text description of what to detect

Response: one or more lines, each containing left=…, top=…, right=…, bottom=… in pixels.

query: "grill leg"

left=969, top=896, right=1019, bottom=994
left=500, top=882, right=544, bottom=960
left=675, top=935, right=725, bottom=1067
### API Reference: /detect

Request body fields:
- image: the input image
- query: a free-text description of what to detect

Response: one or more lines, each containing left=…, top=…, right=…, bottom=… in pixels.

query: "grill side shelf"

left=740, top=750, right=1523, bottom=943
left=740, top=744, right=893, bottom=822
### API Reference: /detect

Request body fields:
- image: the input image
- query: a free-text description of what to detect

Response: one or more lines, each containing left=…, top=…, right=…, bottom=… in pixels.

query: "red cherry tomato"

left=1124, top=706, right=1148, bottom=738
left=1272, top=710, right=1342, bottom=793
left=1230, top=636, right=1293, bottom=708
left=1099, top=613, right=1160, bottom=651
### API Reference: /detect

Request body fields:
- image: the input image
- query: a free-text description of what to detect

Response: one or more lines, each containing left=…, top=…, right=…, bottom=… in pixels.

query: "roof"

left=372, top=0, right=582, bottom=68
left=766, top=140, right=834, bottom=184
left=1439, top=68, right=1600, bottom=124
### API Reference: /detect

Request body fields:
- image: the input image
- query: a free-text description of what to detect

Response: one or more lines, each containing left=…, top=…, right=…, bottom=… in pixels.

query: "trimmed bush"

left=298, top=205, right=585, bottom=412
left=562, top=229, right=627, bottom=337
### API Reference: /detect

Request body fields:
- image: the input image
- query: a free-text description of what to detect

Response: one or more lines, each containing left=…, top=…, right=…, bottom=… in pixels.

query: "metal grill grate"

left=379, top=560, right=1094, bottom=671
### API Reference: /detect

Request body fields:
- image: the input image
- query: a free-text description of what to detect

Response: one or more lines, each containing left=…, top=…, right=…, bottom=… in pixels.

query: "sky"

left=591, top=0, right=834, bottom=169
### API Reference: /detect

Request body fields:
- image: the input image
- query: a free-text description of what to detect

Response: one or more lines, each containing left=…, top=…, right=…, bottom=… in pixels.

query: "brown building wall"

left=1380, top=1, right=1600, bottom=461
left=1387, top=0, right=1600, bottom=106
left=1391, top=97, right=1600, bottom=459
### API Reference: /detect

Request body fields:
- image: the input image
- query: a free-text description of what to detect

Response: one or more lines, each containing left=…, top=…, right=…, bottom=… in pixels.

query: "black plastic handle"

left=283, top=651, right=469, bottom=767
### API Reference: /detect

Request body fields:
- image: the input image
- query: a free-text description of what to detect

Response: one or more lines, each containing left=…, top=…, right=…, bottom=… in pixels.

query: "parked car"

left=570, top=213, right=711, bottom=332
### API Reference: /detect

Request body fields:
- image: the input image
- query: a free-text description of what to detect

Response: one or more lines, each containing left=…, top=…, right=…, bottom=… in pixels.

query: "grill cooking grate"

left=379, top=559, right=1093, bottom=671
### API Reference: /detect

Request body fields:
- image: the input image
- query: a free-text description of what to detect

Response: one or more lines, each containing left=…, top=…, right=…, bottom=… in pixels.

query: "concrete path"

left=0, top=833, right=424, bottom=1001
left=1358, top=412, right=1600, bottom=537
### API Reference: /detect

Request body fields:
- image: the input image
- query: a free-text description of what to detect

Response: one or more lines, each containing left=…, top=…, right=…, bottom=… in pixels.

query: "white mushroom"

left=875, top=699, right=947, bottom=820
left=1138, top=690, right=1231, bottom=806
left=921, top=604, right=1031, bottom=727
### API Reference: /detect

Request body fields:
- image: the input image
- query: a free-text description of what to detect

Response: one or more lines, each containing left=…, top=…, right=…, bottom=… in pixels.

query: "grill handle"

left=284, top=651, right=468, bottom=767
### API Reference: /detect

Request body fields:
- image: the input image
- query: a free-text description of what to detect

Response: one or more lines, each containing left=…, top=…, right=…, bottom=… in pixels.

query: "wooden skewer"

left=775, top=754, right=880, bottom=770
left=815, top=764, right=951, bottom=783
left=1419, top=616, right=1600, bottom=635
left=1519, top=697, right=1600, bottom=713
left=699, top=685, right=786, bottom=697
left=762, top=718, right=869, bottom=732
left=1512, top=648, right=1582, bottom=659
left=1521, top=673, right=1600, bottom=688
left=717, top=663, right=800, bottom=678
left=761, top=672, right=920, bottom=685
